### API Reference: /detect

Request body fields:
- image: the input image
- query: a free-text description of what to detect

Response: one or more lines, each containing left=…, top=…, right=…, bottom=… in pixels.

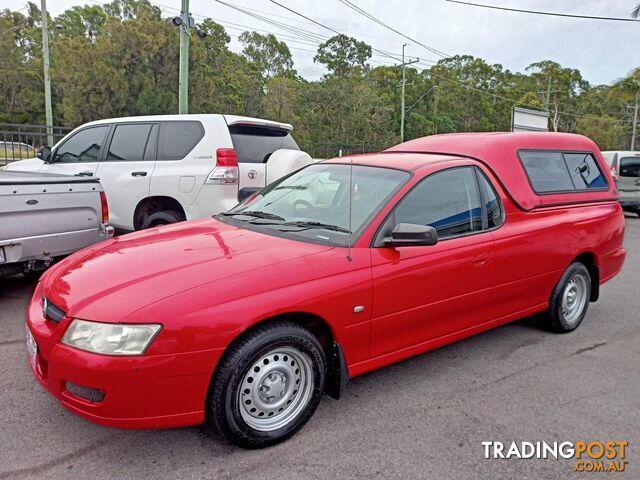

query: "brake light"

left=206, top=148, right=239, bottom=185
left=216, top=148, right=238, bottom=167
left=99, top=191, right=109, bottom=223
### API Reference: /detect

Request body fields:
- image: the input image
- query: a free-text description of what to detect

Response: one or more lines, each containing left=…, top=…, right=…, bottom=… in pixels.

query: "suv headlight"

left=61, top=319, right=162, bottom=356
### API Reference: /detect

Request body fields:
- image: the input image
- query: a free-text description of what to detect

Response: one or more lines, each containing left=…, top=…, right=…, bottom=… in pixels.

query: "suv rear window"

left=157, top=121, right=204, bottom=161
left=519, top=150, right=607, bottom=193
left=229, top=124, right=299, bottom=163
left=619, top=157, right=640, bottom=178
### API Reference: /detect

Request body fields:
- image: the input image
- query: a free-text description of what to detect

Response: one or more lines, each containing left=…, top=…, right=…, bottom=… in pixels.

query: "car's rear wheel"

left=208, top=322, right=326, bottom=449
left=541, top=262, right=591, bottom=333
left=141, top=210, right=184, bottom=228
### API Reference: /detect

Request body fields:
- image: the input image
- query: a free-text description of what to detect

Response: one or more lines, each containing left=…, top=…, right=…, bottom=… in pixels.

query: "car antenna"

left=347, top=156, right=353, bottom=262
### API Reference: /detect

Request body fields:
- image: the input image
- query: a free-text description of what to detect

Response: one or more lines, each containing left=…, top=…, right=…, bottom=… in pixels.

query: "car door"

left=369, top=166, right=498, bottom=357
left=94, top=123, right=157, bottom=230
left=40, top=125, right=110, bottom=177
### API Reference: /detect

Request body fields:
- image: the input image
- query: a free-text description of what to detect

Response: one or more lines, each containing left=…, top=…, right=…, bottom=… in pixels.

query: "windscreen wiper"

left=220, top=211, right=285, bottom=221
left=280, top=221, right=351, bottom=233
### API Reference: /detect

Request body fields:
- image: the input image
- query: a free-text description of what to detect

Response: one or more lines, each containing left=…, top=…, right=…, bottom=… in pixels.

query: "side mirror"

left=384, top=223, right=438, bottom=247
left=36, top=146, right=52, bottom=162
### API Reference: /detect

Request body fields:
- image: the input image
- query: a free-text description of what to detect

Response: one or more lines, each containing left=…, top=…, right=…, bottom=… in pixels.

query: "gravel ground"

left=1, top=215, right=638, bottom=480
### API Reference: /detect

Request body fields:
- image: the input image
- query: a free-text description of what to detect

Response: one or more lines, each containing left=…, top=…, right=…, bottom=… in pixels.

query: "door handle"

left=76, top=171, right=93, bottom=177
left=473, top=253, right=489, bottom=265
left=131, top=171, right=148, bottom=177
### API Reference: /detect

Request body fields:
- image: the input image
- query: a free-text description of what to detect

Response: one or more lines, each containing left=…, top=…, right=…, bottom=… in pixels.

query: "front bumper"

left=26, top=283, right=224, bottom=429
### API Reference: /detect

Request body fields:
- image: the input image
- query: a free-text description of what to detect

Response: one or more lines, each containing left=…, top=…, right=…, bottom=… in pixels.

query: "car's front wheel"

left=208, top=322, right=326, bottom=448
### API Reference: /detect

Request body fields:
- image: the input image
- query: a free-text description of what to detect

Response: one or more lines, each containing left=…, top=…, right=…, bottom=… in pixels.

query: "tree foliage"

left=314, top=34, right=372, bottom=77
left=0, top=1, right=638, bottom=153
left=239, top=31, right=294, bottom=79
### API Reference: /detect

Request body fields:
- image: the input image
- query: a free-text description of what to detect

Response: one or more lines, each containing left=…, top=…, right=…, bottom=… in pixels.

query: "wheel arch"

left=208, top=311, right=348, bottom=413
left=133, top=196, right=186, bottom=230
left=571, top=251, right=600, bottom=302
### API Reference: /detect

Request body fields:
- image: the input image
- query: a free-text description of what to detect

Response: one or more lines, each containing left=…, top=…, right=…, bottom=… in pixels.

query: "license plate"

left=0, top=246, right=5, bottom=264
left=25, top=325, right=38, bottom=369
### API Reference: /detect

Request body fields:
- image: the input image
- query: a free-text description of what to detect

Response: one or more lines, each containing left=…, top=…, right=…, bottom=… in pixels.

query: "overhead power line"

left=337, top=0, right=449, bottom=58
left=446, top=0, right=640, bottom=22
left=266, top=0, right=404, bottom=63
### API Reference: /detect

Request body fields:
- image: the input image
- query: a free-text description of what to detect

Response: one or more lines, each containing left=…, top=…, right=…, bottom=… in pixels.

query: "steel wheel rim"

left=238, top=346, right=314, bottom=432
left=561, top=273, right=588, bottom=324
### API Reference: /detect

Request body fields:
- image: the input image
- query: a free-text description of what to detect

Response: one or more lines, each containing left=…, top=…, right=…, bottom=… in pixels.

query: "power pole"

left=545, top=76, right=552, bottom=112
left=40, top=0, right=53, bottom=146
left=178, top=0, right=190, bottom=114
left=632, top=91, right=639, bottom=151
left=400, top=43, right=419, bottom=143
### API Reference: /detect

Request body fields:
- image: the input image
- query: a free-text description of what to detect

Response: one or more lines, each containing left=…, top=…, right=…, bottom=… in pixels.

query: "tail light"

left=206, top=148, right=239, bottom=185
left=99, top=191, right=109, bottom=223
left=610, top=165, right=619, bottom=186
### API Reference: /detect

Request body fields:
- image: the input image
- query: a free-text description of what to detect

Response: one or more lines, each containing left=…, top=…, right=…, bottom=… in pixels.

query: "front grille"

left=43, top=297, right=65, bottom=324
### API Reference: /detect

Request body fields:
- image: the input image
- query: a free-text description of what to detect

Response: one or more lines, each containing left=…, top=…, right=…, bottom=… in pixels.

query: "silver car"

left=602, top=151, right=640, bottom=216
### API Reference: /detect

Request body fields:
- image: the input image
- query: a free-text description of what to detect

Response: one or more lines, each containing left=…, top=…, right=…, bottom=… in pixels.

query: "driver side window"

left=53, top=125, right=110, bottom=163
left=393, top=167, right=483, bottom=240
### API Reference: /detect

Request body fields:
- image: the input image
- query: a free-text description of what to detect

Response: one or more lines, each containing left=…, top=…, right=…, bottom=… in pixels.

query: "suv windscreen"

left=229, top=124, right=299, bottom=163
left=221, top=163, right=410, bottom=246
left=53, top=126, right=110, bottom=163
left=619, top=157, right=640, bottom=178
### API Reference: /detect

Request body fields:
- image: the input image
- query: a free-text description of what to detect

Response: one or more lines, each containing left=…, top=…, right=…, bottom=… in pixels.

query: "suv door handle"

left=131, top=171, right=148, bottom=177
left=76, top=171, right=93, bottom=177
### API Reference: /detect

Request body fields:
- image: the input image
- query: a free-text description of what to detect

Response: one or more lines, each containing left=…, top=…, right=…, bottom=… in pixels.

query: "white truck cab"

left=6, top=114, right=313, bottom=230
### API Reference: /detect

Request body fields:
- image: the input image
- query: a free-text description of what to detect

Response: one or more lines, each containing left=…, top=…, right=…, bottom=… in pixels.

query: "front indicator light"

left=61, top=319, right=162, bottom=356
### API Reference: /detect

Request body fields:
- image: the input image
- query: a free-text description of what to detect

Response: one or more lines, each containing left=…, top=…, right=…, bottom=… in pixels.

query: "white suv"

left=6, top=114, right=313, bottom=230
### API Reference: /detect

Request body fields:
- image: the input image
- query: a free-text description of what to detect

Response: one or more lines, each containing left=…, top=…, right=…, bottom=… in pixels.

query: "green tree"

left=239, top=32, right=294, bottom=79
left=576, top=115, right=625, bottom=150
left=314, top=34, right=372, bottom=77
left=526, top=60, right=588, bottom=132
left=55, top=5, right=107, bottom=40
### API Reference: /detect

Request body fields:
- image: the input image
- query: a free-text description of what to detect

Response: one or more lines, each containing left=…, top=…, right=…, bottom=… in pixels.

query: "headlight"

left=61, top=319, right=161, bottom=356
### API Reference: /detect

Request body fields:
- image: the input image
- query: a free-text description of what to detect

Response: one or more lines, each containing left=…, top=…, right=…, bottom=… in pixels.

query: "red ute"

left=26, top=132, right=625, bottom=448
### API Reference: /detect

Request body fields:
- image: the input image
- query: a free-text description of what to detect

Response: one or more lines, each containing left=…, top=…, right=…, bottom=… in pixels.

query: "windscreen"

left=222, top=163, right=410, bottom=246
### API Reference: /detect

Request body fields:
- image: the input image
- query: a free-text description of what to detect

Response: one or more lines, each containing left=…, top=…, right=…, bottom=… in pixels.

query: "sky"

left=2, top=0, right=638, bottom=85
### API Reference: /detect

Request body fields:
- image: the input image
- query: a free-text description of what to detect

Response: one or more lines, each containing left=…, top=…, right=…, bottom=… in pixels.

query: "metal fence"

left=0, top=123, right=72, bottom=165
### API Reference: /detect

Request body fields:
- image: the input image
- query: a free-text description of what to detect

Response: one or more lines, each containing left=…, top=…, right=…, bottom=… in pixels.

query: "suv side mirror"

left=384, top=223, right=438, bottom=247
left=36, top=146, right=52, bottom=162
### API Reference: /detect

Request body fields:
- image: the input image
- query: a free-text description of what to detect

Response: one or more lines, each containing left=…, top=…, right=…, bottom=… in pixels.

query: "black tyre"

left=208, top=322, right=326, bottom=449
left=141, top=210, right=184, bottom=229
left=540, top=262, right=591, bottom=333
